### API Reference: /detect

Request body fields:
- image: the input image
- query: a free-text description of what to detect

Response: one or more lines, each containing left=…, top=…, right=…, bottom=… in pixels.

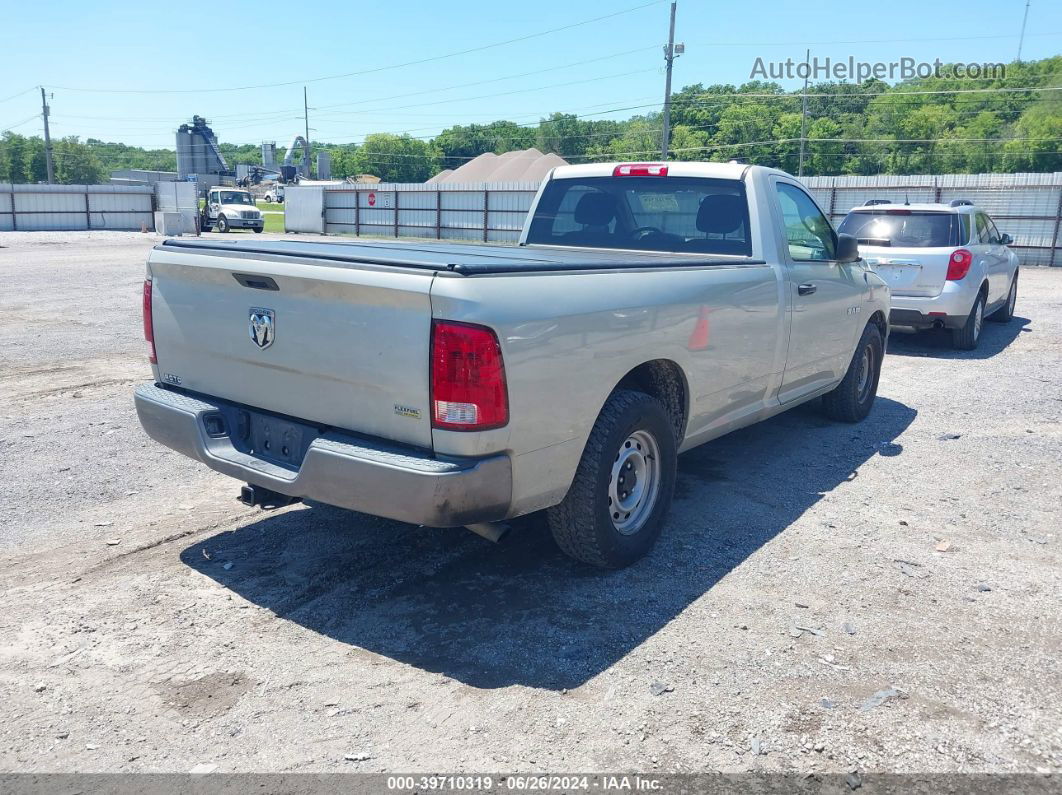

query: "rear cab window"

left=839, top=210, right=963, bottom=248
left=524, top=176, right=752, bottom=256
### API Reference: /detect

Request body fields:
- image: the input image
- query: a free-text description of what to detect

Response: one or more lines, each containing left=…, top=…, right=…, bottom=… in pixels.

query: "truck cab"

left=201, top=188, right=264, bottom=234
left=263, top=184, right=285, bottom=204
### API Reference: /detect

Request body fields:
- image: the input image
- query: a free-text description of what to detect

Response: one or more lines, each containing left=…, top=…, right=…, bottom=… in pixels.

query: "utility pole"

left=1017, top=0, right=1031, bottom=62
left=40, top=87, right=54, bottom=184
left=797, top=49, right=810, bottom=177
left=304, top=86, right=312, bottom=179
left=660, top=1, right=677, bottom=159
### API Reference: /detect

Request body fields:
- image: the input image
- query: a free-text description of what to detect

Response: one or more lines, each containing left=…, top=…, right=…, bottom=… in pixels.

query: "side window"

left=985, top=215, right=1001, bottom=244
left=775, top=182, right=836, bottom=261
left=975, top=213, right=993, bottom=244
left=957, top=214, right=971, bottom=245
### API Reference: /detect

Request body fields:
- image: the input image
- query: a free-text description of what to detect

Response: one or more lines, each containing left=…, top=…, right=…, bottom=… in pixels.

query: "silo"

left=262, top=142, right=276, bottom=168
left=316, top=151, right=331, bottom=181
left=176, top=128, right=192, bottom=179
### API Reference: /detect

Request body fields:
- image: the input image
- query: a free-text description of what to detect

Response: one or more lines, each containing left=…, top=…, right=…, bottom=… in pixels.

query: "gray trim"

left=134, top=384, right=512, bottom=527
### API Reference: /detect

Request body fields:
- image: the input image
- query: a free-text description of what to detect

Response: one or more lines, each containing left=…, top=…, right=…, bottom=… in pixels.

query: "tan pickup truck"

left=136, top=162, right=890, bottom=567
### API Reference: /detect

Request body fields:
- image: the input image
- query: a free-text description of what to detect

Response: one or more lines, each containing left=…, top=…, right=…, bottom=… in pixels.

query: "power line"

left=308, top=68, right=659, bottom=117
left=0, top=86, right=40, bottom=105
left=0, top=114, right=41, bottom=133
left=314, top=46, right=660, bottom=112
left=689, top=30, right=1062, bottom=47
left=573, top=136, right=1062, bottom=160
left=48, top=2, right=665, bottom=94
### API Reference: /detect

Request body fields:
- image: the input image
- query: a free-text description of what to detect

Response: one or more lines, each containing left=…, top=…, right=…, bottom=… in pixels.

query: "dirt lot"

left=1, top=231, right=1059, bottom=775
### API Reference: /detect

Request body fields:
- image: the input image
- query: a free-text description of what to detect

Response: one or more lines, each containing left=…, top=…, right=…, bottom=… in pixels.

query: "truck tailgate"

left=147, top=248, right=435, bottom=449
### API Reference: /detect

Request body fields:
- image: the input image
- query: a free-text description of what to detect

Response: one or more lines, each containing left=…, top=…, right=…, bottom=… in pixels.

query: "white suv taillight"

left=430, top=320, right=508, bottom=431
left=143, top=278, right=156, bottom=363
left=946, top=249, right=973, bottom=281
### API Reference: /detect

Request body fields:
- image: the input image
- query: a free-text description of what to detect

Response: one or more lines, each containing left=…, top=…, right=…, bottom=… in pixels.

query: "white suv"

left=838, top=200, right=1019, bottom=350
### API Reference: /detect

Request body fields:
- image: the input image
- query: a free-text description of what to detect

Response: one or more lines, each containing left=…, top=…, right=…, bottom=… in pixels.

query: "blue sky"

left=1, top=0, right=1059, bottom=150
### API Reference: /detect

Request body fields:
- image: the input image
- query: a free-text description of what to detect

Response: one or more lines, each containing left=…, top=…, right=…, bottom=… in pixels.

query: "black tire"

left=952, top=291, right=985, bottom=350
left=252, top=226, right=263, bottom=233
left=822, top=323, right=883, bottom=423
left=547, top=389, right=677, bottom=568
left=989, top=272, right=1017, bottom=323
left=217, top=215, right=230, bottom=233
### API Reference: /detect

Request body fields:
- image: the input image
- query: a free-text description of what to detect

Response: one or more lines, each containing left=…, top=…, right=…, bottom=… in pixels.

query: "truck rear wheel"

left=547, top=389, right=676, bottom=568
left=822, top=323, right=883, bottom=423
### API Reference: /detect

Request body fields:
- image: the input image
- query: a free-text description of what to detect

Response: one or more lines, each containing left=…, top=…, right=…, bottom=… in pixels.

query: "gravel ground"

left=0, top=231, right=1059, bottom=775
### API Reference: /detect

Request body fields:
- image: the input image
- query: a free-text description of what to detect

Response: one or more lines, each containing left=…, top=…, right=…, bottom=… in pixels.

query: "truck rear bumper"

left=134, top=383, right=512, bottom=527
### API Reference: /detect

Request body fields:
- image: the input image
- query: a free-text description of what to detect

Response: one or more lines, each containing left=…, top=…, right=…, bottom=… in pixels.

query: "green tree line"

left=2, top=56, right=1058, bottom=184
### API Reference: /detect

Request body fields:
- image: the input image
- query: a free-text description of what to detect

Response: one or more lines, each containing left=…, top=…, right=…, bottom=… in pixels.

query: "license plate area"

left=870, top=261, right=921, bottom=283
left=245, top=412, right=315, bottom=468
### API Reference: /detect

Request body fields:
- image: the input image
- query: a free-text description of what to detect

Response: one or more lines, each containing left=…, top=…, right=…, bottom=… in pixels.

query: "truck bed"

left=158, top=238, right=764, bottom=275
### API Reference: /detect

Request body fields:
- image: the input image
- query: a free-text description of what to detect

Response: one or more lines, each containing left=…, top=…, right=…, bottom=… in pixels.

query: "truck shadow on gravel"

left=181, top=397, right=915, bottom=691
left=886, top=316, right=1030, bottom=360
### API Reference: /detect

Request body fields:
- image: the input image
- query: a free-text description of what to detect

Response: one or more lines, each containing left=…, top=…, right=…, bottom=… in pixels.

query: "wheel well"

left=615, top=359, right=688, bottom=442
left=868, top=309, right=887, bottom=337
left=980, top=279, right=989, bottom=298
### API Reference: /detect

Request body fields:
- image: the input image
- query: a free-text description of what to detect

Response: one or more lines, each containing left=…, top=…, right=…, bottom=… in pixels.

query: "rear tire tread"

left=547, top=389, right=675, bottom=568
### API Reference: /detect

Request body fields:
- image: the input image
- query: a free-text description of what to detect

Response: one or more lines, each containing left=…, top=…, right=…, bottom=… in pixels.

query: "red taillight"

left=142, top=279, right=157, bottom=364
left=430, top=321, right=508, bottom=431
left=613, top=163, right=668, bottom=177
left=946, top=249, right=973, bottom=281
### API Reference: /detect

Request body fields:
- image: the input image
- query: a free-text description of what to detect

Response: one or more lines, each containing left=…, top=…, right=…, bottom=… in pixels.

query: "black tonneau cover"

left=158, top=238, right=764, bottom=275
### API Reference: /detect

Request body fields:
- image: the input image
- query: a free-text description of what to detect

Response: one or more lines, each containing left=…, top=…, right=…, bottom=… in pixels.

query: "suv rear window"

left=838, top=211, right=962, bottom=248
left=525, top=176, right=752, bottom=255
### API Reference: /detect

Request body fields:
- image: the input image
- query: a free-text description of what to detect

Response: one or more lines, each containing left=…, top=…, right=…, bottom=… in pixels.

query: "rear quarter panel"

left=429, top=263, right=784, bottom=516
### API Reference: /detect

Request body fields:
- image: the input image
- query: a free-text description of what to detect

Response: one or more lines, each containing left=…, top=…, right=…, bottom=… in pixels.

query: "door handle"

left=797, top=283, right=817, bottom=296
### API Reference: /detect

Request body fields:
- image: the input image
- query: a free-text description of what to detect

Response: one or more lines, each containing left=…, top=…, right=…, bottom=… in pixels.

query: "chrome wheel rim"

left=608, top=429, right=661, bottom=535
left=856, top=346, right=873, bottom=402
left=973, top=300, right=983, bottom=340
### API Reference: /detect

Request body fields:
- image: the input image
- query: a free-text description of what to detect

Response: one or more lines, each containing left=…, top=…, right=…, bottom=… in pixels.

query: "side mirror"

left=999, top=232, right=1013, bottom=245
left=836, top=232, right=860, bottom=263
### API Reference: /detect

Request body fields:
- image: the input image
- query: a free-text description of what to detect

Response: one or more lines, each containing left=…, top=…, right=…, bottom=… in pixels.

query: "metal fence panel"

left=0, top=189, right=11, bottom=231
left=397, top=209, right=436, bottom=228
left=284, top=186, right=324, bottom=233
left=440, top=191, right=485, bottom=211
left=0, top=183, right=155, bottom=231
